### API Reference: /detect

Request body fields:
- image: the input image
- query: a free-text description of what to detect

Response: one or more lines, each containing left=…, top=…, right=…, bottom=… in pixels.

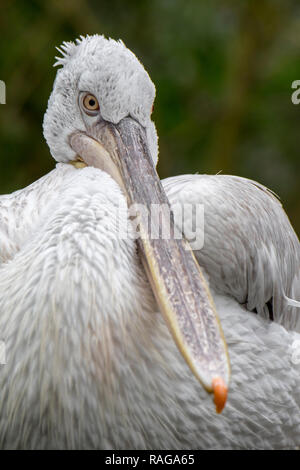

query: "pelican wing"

left=163, top=174, right=300, bottom=331
left=0, top=165, right=79, bottom=266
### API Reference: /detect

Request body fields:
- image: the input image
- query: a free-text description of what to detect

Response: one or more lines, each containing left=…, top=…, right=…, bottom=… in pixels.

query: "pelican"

left=0, top=34, right=299, bottom=450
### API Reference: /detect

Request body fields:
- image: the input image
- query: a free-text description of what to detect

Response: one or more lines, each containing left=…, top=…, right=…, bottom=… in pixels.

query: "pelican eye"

left=82, top=93, right=100, bottom=114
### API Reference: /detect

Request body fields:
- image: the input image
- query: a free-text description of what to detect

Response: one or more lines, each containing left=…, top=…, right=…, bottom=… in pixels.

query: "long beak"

left=69, top=117, right=230, bottom=413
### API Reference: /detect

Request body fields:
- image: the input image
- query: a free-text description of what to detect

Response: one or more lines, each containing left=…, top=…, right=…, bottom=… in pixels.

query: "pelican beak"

left=69, top=117, right=230, bottom=413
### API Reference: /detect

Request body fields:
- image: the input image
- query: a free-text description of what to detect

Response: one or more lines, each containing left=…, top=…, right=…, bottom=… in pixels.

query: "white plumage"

left=0, top=35, right=299, bottom=449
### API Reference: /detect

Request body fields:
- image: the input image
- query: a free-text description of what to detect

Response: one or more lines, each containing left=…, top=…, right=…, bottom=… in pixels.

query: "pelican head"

left=42, top=34, right=230, bottom=412
left=43, top=35, right=158, bottom=166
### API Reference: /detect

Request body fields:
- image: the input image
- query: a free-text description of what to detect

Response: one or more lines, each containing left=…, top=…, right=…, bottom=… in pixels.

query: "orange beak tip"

left=212, top=376, right=228, bottom=414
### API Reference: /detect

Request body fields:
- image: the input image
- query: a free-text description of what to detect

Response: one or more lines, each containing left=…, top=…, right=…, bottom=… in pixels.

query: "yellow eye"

left=82, top=94, right=99, bottom=112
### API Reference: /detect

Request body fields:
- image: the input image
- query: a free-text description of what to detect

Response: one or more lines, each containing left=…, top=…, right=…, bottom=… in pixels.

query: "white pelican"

left=0, top=35, right=299, bottom=450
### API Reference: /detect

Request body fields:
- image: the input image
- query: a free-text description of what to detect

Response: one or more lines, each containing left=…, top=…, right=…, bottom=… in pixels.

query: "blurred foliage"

left=0, top=0, right=300, bottom=234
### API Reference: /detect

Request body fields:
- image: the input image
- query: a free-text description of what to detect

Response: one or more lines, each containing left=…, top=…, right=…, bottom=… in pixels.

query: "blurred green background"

left=0, top=0, right=300, bottom=234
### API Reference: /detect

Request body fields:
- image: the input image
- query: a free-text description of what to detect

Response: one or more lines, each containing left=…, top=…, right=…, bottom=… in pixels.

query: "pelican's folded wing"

left=0, top=164, right=75, bottom=265
left=162, top=174, right=300, bottom=331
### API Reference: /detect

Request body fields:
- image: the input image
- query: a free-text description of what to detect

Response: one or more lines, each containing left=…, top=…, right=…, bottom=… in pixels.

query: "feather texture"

left=0, top=164, right=299, bottom=449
